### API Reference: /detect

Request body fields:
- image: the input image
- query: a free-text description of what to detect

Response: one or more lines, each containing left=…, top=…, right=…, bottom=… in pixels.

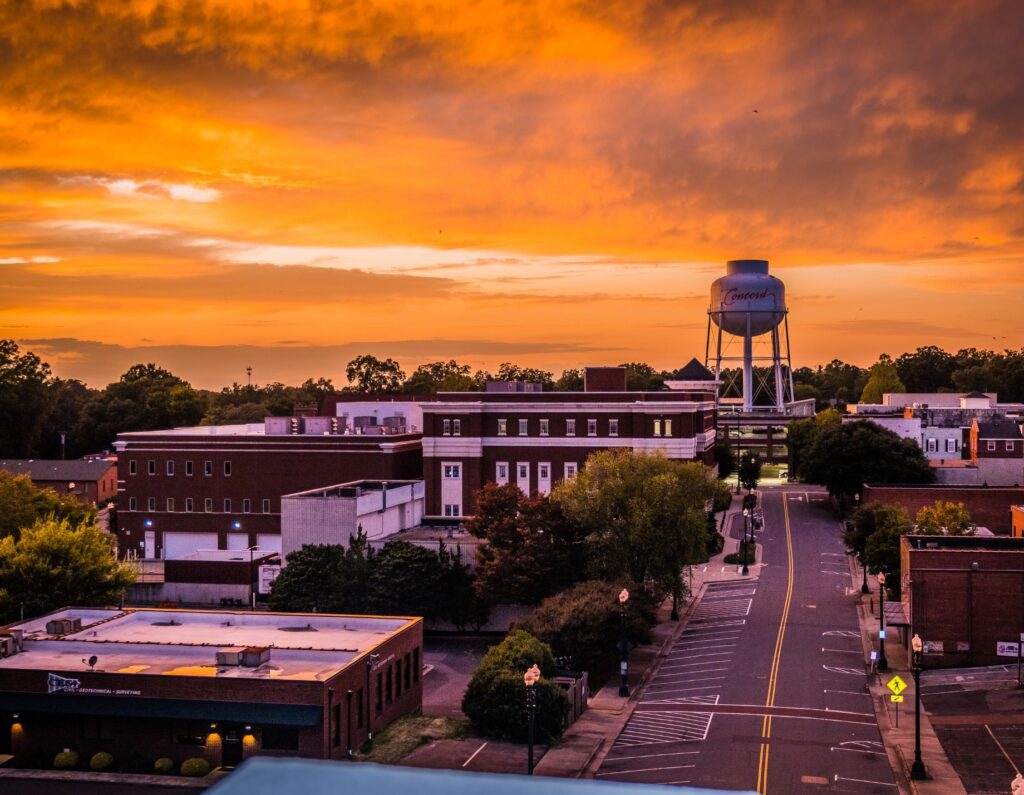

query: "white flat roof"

left=2, top=608, right=418, bottom=682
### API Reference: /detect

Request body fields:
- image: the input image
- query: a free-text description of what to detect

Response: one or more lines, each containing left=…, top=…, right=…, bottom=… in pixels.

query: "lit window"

left=453, top=419, right=461, bottom=436
left=587, top=419, right=597, bottom=436
left=129, top=460, right=137, bottom=475
left=497, top=419, right=507, bottom=436
left=262, top=499, right=271, bottom=514
left=653, top=419, right=662, bottom=437
left=185, top=498, right=193, bottom=513
left=224, top=461, right=232, bottom=477
left=185, top=460, right=193, bottom=477
left=519, top=418, right=528, bottom=435
left=566, top=419, right=576, bottom=436
left=128, top=497, right=137, bottom=511
left=664, top=419, right=673, bottom=436
left=166, top=497, right=174, bottom=512
left=565, top=462, right=578, bottom=479
left=204, top=460, right=213, bottom=476
left=443, top=464, right=461, bottom=479
left=609, top=419, right=619, bottom=437
left=148, top=460, right=156, bottom=475
left=204, top=498, right=213, bottom=513
left=166, top=460, right=174, bottom=476
left=443, top=419, right=451, bottom=436
left=243, top=499, right=251, bottom=513
left=539, top=419, right=549, bottom=436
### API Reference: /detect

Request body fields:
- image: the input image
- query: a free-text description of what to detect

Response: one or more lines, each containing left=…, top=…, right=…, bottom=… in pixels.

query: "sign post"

left=886, top=676, right=907, bottom=729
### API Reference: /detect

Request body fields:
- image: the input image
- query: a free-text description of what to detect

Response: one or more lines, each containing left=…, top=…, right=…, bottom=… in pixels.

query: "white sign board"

left=996, top=642, right=1020, bottom=658
left=258, top=564, right=282, bottom=595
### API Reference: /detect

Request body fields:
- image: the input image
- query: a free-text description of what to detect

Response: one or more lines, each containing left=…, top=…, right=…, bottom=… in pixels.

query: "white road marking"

left=823, top=665, right=867, bottom=676
left=822, top=648, right=863, bottom=655
left=834, top=774, right=897, bottom=787
left=605, top=750, right=700, bottom=762
left=823, top=630, right=861, bottom=638
left=462, top=742, right=487, bottom=767
left=830, top=746, right=887, bottom=756
left=824, top=689, right=869, bottom=696
left=596, top=764, right=696, bottom=777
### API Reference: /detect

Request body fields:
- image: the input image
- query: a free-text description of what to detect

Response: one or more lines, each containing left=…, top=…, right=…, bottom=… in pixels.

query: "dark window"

left=147, top=497, right=155, bottom=511
left=262, top=499, right=271, bottom=514
left=129, top=460, right=137, bottom=475
left=331, top=703, right=341, bottom=748
left=128, top=497, right=137, bottom=511
left=413, top=648, right=420, bottom=683
left=224, top=498, right=232, bottom=512
left=224, top=461, right=232, bottom=476
left=261, top=727, right=299, bottom=751
left=386, top=666, right=393, bottom=705
left=395, top=658, right=402, bottom=697
left=185, top=498, right=193, bottom=513
left=148, top=459, right=156, bottom=475
left=185, top=460, right=194, bottom=476
left=404, top=653, right=412, bottom=690
left=166, top=460, right=174, bottom=476
left=376, top=673, right=383, bottom=713
left=243, top=499, right=251, bottom=513
left=81, top=716, right=114, bottom=741
left=356, top=687, right=364, bottom=729
left=204, top=460, right=213, bottom=476
left=170, top=721, right=206, bottom=746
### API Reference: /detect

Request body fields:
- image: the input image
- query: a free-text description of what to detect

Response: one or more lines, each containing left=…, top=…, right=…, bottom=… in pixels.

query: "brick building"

left=0, top=607, right=423, bottom=766
left=420, top=368, right=717, bottom=519
left=115, top=419, right=422, bottom=559
left=900, top=534, right=1024, bottom=668
left=0, top=458, right=118, bottom=506
left=863, top=484, right=1024, bottom=534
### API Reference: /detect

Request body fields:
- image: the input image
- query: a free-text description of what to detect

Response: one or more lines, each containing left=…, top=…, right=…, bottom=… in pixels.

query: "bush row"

left=49, top=751, right=209, bottom=777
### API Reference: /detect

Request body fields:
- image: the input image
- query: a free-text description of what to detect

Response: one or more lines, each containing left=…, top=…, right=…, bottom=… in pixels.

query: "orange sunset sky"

left=2, top=0, right=1023, bottom=389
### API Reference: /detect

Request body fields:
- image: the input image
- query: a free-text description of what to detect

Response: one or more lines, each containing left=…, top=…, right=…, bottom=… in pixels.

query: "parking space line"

left=462, top=742, right=487, bottom=767
left=596, top=764, right=696, bottom=777
left=605, top=750, right=700, bottom=762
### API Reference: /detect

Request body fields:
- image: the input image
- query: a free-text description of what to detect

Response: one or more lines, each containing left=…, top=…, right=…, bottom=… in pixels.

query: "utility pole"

left=246, top=366, right=253, bottom=388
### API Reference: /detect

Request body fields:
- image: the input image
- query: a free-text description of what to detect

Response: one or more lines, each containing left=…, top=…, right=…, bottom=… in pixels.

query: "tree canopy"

left=0, top=472, right=97, bottom=541
left=859, top=355, right=906, bottom=404
left=0, top=339, right=53, bottom=457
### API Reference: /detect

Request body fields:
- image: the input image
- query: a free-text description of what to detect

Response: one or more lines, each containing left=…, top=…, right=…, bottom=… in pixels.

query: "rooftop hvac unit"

left=46, top=618, right=82, bottom=636
left=241, top=646, right=271, bottom=667
left=0, top=631, right=24, bottom=657
left=215, top=646, right=247, bottom=666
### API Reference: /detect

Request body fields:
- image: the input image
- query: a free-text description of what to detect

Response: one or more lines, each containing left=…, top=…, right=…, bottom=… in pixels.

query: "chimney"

left=584, top=367, right=627, bottom=392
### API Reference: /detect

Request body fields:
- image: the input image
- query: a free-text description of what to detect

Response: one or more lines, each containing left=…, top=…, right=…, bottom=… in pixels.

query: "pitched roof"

left=962, top=391, right=990, bottom=399
left=672, top=358, right=717, bottom=381
left=976, top=420, right=1023, bottom=440
left=0, top=459, right=115, bottom=482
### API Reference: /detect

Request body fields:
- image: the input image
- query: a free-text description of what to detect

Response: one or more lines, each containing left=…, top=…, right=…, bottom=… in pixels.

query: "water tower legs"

left=743, top=313, right=754, bottom=412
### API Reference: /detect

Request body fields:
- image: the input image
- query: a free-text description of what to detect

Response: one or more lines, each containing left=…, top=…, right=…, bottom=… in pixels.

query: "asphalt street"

left=598, top=488, right=897, bottom=794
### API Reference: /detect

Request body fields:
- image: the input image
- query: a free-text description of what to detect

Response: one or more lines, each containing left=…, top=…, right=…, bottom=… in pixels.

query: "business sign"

left=258, top=564, right=282, bottom=595
left=47, top=673, right=141, bottom=697
left=923, top=640, right=943, bottom=655
left=997, top=642, right=1020, bottom=658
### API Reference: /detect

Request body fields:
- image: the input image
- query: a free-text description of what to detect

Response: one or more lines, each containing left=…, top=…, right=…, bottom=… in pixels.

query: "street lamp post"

left=910, top=634, right=926, bottom=779
left=877, top=572, right=889, bottom=672
left=734, top=423, right=741, bottom=495
left=618, top=588, right=630, bottom=697
left=524, top=664, right=540, bottom=775
left=248, top=544, right=259, bottom=611
left=853, top=494, right=870, bottom=594
left=741, top=508, right=750, bottom=576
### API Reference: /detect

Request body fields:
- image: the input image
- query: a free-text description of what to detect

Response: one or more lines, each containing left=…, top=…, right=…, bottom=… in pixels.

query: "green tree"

left=268, top=544, right=347, bottom=613
left=802, top=420, right=934, bottom=508
left=0, top=517, right=135, bottom=621
left=295, top=377, right=336, bottom=405
left=862, top=508, right=912, bottom=595
left=714, top=437, right=736, bottom=480
left=914, top=501, right=973, bottom=535
left=553, top=451, right=722, bottom=597
left=495, top=363, right=554, bottom=389
left=0, top=339, right=53, bottom=457
left=38, top=378, right=95, bottom=459
left=738, top=452, right=762, bottom=491
left=437, top=542, right=489, bottom=631
left=787, top=408, right=841, bottom=480
left=466, top=483, right=585, bottom=606
left=553, top=368, right=584, bottom=391
left=619, top=362, right=665, bottom=391
left=368, top=540, right=447, bottom=619
left=0, top=472, right=97, bottom=541
left=404, top=360, right=475, bottom=393
left=844, top=503, right=908, bottom=569
left=344, top=354, right=406, bottom=393
left=895, top=346, right=957, bottom=393
left=859, top=354, right=906, bottom=404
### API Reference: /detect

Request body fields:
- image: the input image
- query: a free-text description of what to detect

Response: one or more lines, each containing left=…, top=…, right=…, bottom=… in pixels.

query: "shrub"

left=515, top=581, right=656, bottom=674
left=53, top=750, right=79, bottom=769
left=154, top=757, right=175, bottom=774
left=89, top=751, right=114, bottom=771
left=462, top=630, right=568, bottom=743
left=180, top=757, right=210, bottom=777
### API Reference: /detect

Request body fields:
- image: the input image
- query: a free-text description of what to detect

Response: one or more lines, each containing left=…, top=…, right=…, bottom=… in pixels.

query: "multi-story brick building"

left=115, top=417, right=422, bottom=559
left=420, top=367, right=717, bottom=519
left=0, top=607, right=422, bottom=765
left=0, top=458, right=118, bottom=506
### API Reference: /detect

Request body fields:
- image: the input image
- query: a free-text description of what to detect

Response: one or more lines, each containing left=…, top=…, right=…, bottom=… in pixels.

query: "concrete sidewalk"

left=535, top=495, right=760, bottom=779
left=855, top=563, right=967, bottom=795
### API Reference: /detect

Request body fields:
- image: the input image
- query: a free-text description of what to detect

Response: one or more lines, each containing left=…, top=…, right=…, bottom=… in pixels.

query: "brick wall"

left=864, top=485, right=1024, bottom=532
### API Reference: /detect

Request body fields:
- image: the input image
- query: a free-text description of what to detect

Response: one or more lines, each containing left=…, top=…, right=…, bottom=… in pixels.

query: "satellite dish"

left=87, top=655, right=98, bottom=670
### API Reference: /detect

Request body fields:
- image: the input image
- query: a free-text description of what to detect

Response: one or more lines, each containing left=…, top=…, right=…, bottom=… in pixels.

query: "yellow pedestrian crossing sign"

left=886, top=675, right=907, bottom=696
left=890, top=695, right=904, bottom=703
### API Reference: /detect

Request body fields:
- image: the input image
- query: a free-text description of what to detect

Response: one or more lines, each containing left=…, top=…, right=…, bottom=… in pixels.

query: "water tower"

left=705, top=259, right=794, bottom=412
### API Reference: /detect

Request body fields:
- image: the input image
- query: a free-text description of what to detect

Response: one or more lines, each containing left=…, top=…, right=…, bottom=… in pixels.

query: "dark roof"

left=672, top=358, right=717, bottom=381
left=963, top=391, right=990, bottom=399
left=976, top=419, right=1022, bottom=440
left=0, top=459, right=115, bottom=482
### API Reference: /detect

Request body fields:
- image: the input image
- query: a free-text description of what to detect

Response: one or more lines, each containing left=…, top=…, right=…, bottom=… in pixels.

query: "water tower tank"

left=709, top=260, right=786, bottom=337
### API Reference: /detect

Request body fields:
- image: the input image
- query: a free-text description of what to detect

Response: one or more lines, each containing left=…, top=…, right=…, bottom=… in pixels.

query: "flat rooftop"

left=1, top=608, right=418, bottom=682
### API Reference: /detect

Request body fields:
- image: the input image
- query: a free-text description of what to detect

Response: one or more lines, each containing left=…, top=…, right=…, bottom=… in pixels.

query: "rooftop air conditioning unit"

left=216, top=647, right=247, bottom=666
left=241, top=646, right=271, bottom=667
left=46, top=618, right=82, bottom=635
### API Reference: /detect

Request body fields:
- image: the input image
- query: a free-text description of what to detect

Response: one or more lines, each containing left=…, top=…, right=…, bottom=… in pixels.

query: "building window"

left=413, top=648, right=420, bottom=683
left=223, top=498, right=232, bottom=512
left=129, top=460, right=137, bottom=475
left=243, top=498, right=251, bottom=513
left=539, top=463, right=550, bottom=480
left=386, top=666, right=393, bottom=706
left=261, top=728, right=299, bottom=752
left=170, top=721, right=207, bottom=746
left=443, top=463, right=461, bottom=479
left=496, top=462, right=509, bottom=483
left=518, top=463, right=528, bottom=480
left=1007, top=441, right=1016, bottom=452
left=166, top=497, right=175, bottom=512
left=185, top=498, right=194, bottom=513
left=497, top=418, right=508, bottom=436
left=664, top=419, right=673, bottom=436
left=443, top=419, right=451, bottom=436
left=332, top=703, right=341, bottom=748
left=166, top=460, right=174, bottom=476
left=518, top=418, right=528, bottom=436
left=987, top=441, right=997, bottom=451
left=185, top=460, right=193, bottom=477
left=204, top=498, right=213, bottom=513
left=395, top=658, right=402, bottom=697
left=587, top=419, right=597, bottom=437
left=404, top=653, right=412, bottom=690
left=565, top=462, right=578, bottom=479
left=148, top=459, right=156, bottom=475
left=609, top=419, right=619, bottom=437
left=262, top=499, right=271, bottom=514
left=540, top=418, right=549, bottom=436
left=376, top=673, right=383, bottom=713
left=653, top=419, right=662, bottom=437
left=224, top=461, right=232, bottom=477
left=204, top=460, right=213, bottom=476
left=356, top=687, right=364, bottom=728
left=128, top=497, right=137, bottom=511
left=926, top=439, right=938, bottom=452
left=566, top=419, right=576, bottom=436
left=453, top=419, right=461, bottom=436
left=443, top=503, right=460, bottom=517
left=147, top=497, right=156, bottom=511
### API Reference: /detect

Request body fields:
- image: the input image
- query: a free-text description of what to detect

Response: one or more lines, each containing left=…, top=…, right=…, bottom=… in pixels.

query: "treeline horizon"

left=2, top=339, right=1022, bottom=460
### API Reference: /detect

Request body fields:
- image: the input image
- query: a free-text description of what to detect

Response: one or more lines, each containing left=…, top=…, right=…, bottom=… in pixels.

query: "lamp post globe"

left=741, top=508, right=750, bottom=576
left=910, top=634, right=927, bottom=779
left=877, top=573, right=888, bottom=672
left=618, top=589, right=630, bottom=697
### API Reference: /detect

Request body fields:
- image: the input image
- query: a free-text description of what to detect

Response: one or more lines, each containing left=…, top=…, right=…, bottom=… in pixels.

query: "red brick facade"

left=864, top=484, right=1024, bottom=533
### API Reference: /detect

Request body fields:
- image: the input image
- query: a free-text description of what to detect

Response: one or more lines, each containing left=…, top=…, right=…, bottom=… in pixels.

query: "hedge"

left=89, top=751, right=114, bottom=771
left=53, top=750, right=79, bottom=770
left=154, top=757, right=175, bottom=774
left=180, top=757, right=211, bottom=777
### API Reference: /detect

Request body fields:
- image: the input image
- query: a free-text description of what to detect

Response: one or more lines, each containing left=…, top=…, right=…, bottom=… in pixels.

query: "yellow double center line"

left=756, top=494, right=795, bottom=795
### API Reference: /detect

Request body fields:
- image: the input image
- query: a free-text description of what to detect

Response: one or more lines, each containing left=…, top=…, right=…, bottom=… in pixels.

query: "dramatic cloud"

left=1, top=0, right=1022, bottom=385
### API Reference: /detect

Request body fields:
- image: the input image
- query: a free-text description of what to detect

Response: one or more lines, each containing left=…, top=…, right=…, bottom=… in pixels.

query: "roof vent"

left=46, top=618, right=82, bottom=636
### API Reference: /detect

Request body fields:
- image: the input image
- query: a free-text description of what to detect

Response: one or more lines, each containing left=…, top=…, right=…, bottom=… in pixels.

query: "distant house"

left=0, top=458, right=117, bottom=505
